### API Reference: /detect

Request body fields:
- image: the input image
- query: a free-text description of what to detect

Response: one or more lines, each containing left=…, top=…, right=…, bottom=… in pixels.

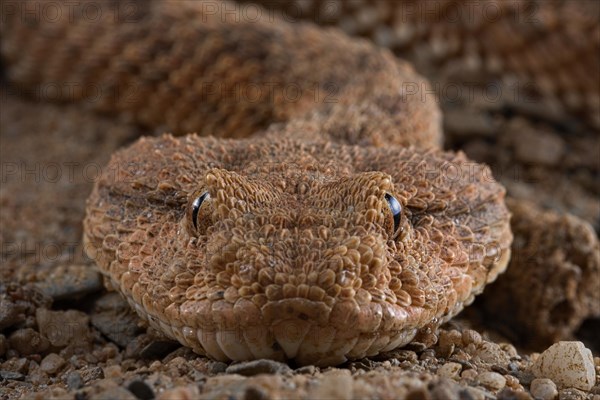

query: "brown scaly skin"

left=84, top=135, right=511, bottom=366
left=250, top=0, right=600, bottom=130
left=0, top=0, right=441, bottom=148
left=2, top=0, right=511, bottom=365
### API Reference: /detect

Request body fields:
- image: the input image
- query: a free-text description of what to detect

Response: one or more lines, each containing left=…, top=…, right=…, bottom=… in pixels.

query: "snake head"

left=84, top=134, right=511, bottom=366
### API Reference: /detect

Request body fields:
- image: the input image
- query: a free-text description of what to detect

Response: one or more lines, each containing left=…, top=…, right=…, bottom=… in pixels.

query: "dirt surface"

left=1, top=1, right=600, bottom=399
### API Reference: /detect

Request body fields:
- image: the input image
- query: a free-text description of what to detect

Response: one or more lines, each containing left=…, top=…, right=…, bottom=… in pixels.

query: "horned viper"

left=1, top=0, right=515, bottom=366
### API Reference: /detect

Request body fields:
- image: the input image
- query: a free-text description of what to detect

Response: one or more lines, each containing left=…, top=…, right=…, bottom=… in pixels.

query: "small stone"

left=80, top=366, right=105, bottom=383
left=1, top=357, right=29, bottom=374
left=65, top=371, right=83, bottom=390
left=558, top=388, right=587, bottom=400
left=34, top=264, right=103, bottom=300
left=225, top=359, right=292, bottom=376
left=530, top=378, right=558, bottom=400
left=127, top=379, right=155, bottom=400
left=463, top=386, right=489, bottom=400
left=438, top=362, right=462, bottom=379
left=157, top=385, right=200, bottom=400
left=8, top=328, right=50, bottom=355
left=461, top=369, right=478, bottom=380
left=0, top=370, right=25, bottom=381
left=478, top=371, right=507, bottom=391
left=36, top=308, right=92, bottom=351
left=208, top=361, right=228, bottom=374
left=308, top=369, right=353, bottom=400
left=472, top=341, right=510, bottom=366
left=462, top=330, right=482, bottom=346
left=532, top=341, right=596, bottom=391
left=90, top=292, right=144, bottom=348
left=40, top=353, right=65, bottom=375
left=437, top=330, right=462, bottom=358
left=103, top=365, right=122, bottom=379
left=295, top=365, right=317, bottom=375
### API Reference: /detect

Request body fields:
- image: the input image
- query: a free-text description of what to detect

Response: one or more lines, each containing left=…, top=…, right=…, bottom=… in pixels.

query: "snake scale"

left=10, top=0, right=586, bottom=366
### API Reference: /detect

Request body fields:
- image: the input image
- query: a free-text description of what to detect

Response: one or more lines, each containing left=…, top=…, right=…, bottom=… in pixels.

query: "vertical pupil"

left=385, top=193, right=402, bottom=232
left=192, top=192, right=209, bottom=230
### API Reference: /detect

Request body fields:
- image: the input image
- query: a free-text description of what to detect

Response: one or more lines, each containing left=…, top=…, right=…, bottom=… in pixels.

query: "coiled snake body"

left=0, top=0, right=521, bottom=365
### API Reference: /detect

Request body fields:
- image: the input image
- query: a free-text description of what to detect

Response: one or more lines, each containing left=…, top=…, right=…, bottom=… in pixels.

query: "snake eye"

left=385, top=193, right=402, bottom=236
left=187, top=191, right=211, bottom=235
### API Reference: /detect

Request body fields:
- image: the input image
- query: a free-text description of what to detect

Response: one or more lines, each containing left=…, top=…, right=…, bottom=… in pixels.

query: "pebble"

left=461, top=369, right=478, bottom=381
left=532, top=341, right=596, bottom=391
left=558, top=388, right=588, bottom=400
left=308, top=369, right=353, bottom=400
left=472, top=342, right=510, bottom=366
left=530, top=378, right=558, bottom=400
left=437, top=330, right=462, bottom=358
left=438, top=362, right=462, bottom=379
left=478, top=371, right=506, bottom=391
left=225, top=359, right=292, bottom=376
left=127, top=379, right=155, bottom=400
left=462, top=330, right=482, bottom=346
left=295, top=365, right=318, bottom=375
left=36, top=308, right=91, bottom=350
left=34, top=264, right=103, bottom=300
left=157, top=384, right=200, bottom=400
left=90, top=292, right=144, bottom=348
left=8, top=328, right=50, bottom=355
left=208, top=361, right=228, bottom=374
left=80, top=366, right=105, bottom=383
left=40, top=353, right=65, bottom=375
left=0, top=370, right=25, bottom=381
left=65, top=371, right=83, bottom=390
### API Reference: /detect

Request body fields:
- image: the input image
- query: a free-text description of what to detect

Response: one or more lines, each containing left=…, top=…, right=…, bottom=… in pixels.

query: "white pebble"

left=477, top=371, right=506, bottom=391
left=530, top=378, right=558, bottom=400
left=438, top=362, right=462, bottom=379
left=531, top=341, right=596, bottom=391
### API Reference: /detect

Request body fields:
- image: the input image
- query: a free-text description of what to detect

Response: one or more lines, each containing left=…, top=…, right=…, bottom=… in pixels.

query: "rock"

left=80, top=366, right=105, bottom=383
left=471, top=342, right=510, bottom=367
left=208, top=361, right=228, bottom=374
left=65, top=371, right=84, bottom=390
left=438, top=362, right=462, bottom=379
left=8, top=328, right=50, bottom=355
left=478, top=371, right=507, bottom=392
left=532, top=341, right=595, bottom=391
left=34, top=264, right=103, bottom=300
left=36, top=308, right=92, bottom=352
left=156, top=385, right=200, bottom=400
left=295, top=365, right=318, bottom=375
left=0, top=282, right=52, bottom=331
left=127, top=379, right=155, bottom=400
left=557, top=388, right=587, bottom=400
left=40, top=353, right=65, bottom=375
left=90, top=292, right=144, bottom=348
left=225, top=359, right=292, bottom=376
left=0, top=370, right=25, bottom=381
left=307, top=369, right=353, bottom=400
left=530, top=378, right=558, bottom=400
